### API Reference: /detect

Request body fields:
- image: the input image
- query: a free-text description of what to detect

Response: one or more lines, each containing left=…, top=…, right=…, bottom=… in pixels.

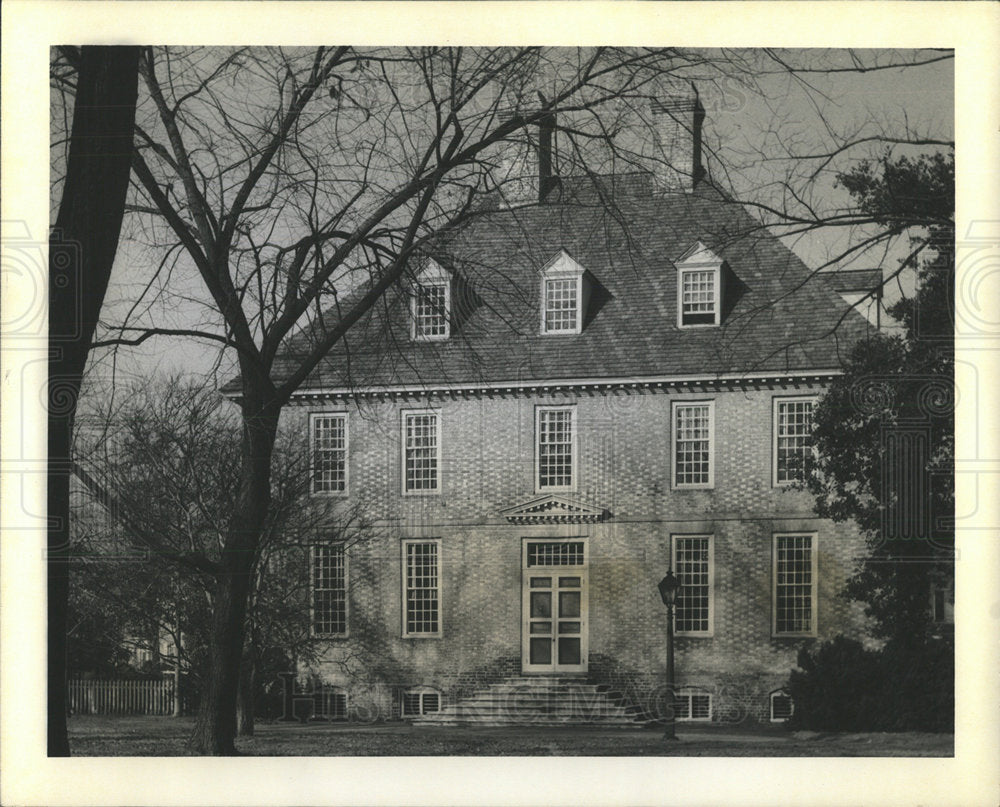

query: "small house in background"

left=225, top=89, right=881, bottom=726
left=821, top=268, right=884, bottom=328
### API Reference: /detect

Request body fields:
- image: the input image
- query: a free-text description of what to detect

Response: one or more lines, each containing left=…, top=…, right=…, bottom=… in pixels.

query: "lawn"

left=67, top=716, right=954, bottom=757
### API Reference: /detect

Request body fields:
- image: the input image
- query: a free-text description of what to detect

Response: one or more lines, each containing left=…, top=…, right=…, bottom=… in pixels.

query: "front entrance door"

left=522, top=540, right=588, bottom=673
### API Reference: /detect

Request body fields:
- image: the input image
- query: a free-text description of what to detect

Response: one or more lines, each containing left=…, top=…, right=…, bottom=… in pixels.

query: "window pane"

left=674, top=537, right=710, bottom=633
left=559, top=591, right=581, bottom=618
left=413, top=282, right=448, bottom=338
left=681, top=270, right=716, bottom=325
left=544, top=278, right=578, bottom=332
left=558, top=621, right=581, bottom=634
left=526, top=542, right=585, bottom=567
left=530, top=592, right=552, bottom=619
left=558, top=637, right=581, bottom=665
left=530, top=637, right=552, bottom=665
left=529, top=621, right=552, bottom=634
left=405, top=413, right=439, bottom=491
left=312, top=545, right=346, bottom=635
left=776, top=400, right=814, bottom=482
left=538, top=409, right=573, bottom=489
left=775, top=535, right=813, bottom=633
left=405, top=542, right=439, bottom=634
left=674, top=404, right=711, bottom=486
left=312, top=415, right=346, bottom=493
left=530, top=577, right=552, bottom=588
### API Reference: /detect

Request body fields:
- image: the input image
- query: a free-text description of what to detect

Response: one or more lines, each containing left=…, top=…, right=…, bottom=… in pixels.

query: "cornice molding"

left=275, top=369, right=841, bottom=404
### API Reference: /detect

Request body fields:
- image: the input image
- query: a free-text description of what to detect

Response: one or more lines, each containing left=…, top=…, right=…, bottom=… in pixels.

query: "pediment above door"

left=499, top=495, right=608, bottom=524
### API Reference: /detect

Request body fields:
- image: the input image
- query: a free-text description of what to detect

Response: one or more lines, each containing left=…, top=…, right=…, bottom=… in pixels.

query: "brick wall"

left=286, top=382, right=870, bottom=723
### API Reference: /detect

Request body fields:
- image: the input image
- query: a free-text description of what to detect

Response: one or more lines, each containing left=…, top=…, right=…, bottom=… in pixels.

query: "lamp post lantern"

left=658, top=570, right=680, bottom=741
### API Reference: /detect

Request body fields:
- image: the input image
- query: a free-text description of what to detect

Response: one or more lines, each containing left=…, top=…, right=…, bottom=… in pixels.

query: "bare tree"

left=60, top=46, right=952, bottom=754
left=71, top=376, right=379, bottom=736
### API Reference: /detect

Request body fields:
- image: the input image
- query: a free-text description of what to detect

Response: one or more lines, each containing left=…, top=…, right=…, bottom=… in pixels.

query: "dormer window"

left=540, top=250, right=589, bottom=335
left=411, top=259, right=451, bottom=341
left=676, top=241, right=723, bottom=328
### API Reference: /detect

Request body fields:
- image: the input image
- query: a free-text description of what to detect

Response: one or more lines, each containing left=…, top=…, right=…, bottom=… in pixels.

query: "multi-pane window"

left=310, top=413, right=347, bottom=495
left=773, top=534, right=817, bottom=635
left=672, top=402, right=713, bottom=488
left=770, top=690, right=794, bottom=722
left=543, top=278, right=579, bottom=333
left=402, top=688, right=441, bottom=717
left=680, top=269, right=717, bottom=326
left=673, top=536, right=713, bottom=634
left=537, top=407, right=575, bottom=490
left=412, top=283, right=450, bottom=340
left=526, top=541, right=585, bottom=567
left=314, top=686, right=348, bottom=721
left=403, top=411, right=440, bottom=493
left=673, top=689, right=712, bottom=721
left=775, top=398, right=815, bottom=484
left=311, top=545, right=347, bottom=637
left=403, top=540, right=440, bottom=636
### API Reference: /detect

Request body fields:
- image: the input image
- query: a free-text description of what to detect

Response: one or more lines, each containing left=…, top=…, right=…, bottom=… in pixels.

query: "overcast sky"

left=75, top=48, right=954, bottom=406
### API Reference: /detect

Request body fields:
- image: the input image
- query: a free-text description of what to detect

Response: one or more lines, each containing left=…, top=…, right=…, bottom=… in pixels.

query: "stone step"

left=448, top=696, right=639, bottom=712
left=437, top=701, right=637, bottom=716
left=412, top=675, right=646, bottom=728
left=418, top=714, right=645, bottom=727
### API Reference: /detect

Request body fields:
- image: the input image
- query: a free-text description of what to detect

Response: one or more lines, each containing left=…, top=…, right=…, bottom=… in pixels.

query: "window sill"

left=400, top=633, right=443, bottom=640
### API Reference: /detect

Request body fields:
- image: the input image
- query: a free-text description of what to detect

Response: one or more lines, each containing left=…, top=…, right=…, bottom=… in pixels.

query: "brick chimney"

left=495, top=110, right=558, bottom=207
left=651, top=87, right=705, bottom=193
left=537, top=111, right=558, bottom=202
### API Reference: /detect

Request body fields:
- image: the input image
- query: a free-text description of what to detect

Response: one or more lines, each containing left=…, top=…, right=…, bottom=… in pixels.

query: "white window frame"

left=677, top=266, right=721, bottom=328
left=770, top=689, right=794, bottom=722
left=410, top=259, right=451, bottom=342
left=673, top=688, right=713, bottom=722
left=411, top=280, right=451, bottom=341
left=310, top=544, right=349, bottom=638
left=671, top=400, right=715, bottom=489
left=772, top=396, right=817, bottom=486
left=401, top=686, right=443, bottom=717
left=772, top=532, right=819, bottom=637
left=401, top=409, right=442, bottom=496
left=535, top=405, right=577, bottom=493
left=540, top=251, right=587, bottom=336
left=309, top=412, right=349, bottom=497
left=401, top=539, right=443, bottom=639
left=671, top=535, right=714, bottom=636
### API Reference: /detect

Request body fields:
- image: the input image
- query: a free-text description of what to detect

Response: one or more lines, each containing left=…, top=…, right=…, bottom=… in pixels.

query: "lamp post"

left=657, top=570, right=680, bottom=740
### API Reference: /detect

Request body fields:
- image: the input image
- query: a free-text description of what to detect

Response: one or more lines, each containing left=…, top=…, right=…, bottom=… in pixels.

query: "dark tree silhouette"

left=48, top=45, right=140, bottom=756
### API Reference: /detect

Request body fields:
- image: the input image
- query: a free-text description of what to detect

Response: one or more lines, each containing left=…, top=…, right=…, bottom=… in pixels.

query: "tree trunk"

left=189, top=399, right=278, bottom=754
left=48, top=46, right=140, bottom=756
left=237, top=652, right=256, bottom=737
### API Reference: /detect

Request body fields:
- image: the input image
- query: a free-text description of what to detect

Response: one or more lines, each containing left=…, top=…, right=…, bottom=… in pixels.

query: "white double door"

left=521, top=542, right=588, bottom=673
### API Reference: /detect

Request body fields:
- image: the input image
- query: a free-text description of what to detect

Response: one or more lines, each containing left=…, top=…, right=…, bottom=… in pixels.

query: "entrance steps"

left=414, top=676, right=647, bottom=727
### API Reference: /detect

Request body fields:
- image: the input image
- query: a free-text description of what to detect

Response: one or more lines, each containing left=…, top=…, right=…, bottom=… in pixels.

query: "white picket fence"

left=69, top=679, right=176, bottom=716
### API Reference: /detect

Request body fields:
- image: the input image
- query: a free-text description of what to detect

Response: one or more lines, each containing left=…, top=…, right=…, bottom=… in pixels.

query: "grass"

left=67, top=716, right=954, bottom=757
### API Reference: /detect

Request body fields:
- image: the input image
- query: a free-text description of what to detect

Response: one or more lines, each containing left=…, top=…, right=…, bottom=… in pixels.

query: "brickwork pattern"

left=288, top=383, right=870, bottom=723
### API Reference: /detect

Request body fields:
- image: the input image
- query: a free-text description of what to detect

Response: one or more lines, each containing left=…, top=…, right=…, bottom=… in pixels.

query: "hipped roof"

left=223, top=173, right=873, bottom=397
